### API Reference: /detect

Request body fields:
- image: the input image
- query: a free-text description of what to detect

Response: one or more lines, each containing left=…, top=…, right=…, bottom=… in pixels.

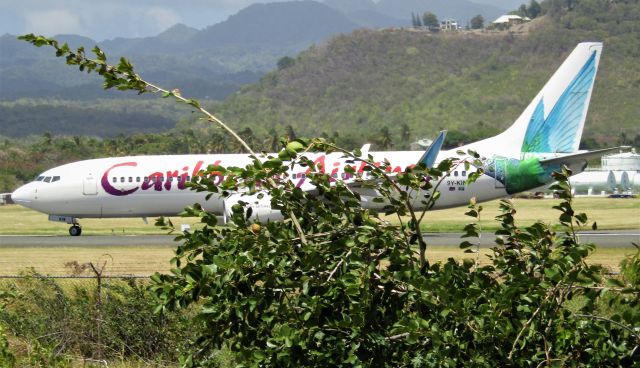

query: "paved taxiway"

left=0, top=231, right=638, bottom=248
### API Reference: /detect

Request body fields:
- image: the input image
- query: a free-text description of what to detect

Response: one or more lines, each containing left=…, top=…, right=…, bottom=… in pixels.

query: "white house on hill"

left=440, top=19, right=459, bottom=31
left=492, top=14, right=530, bottom=26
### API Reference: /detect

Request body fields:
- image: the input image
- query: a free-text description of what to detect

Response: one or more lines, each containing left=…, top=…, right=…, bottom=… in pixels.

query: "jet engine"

left=222, top=192, right=283, bottom=224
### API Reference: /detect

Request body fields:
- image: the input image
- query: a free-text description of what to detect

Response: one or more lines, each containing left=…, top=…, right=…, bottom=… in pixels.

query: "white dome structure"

left=612, top=171, right=631, bottom=192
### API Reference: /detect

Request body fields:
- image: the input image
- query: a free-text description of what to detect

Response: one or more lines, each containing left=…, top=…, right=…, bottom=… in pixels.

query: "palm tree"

left=400, top=124, right=411, bottom=147
left=377, top=127, right=393, bottom=150
left=269, top=128, right=281, bottom=152
left=285, top=125, right=297, bottom=141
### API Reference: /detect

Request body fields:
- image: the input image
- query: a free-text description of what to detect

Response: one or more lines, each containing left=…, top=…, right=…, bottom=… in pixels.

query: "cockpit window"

left=43, top=177, right=52, bottom=183
left=51, top=176, right=60, bottom=182
left=35, top=176, right=44, bottom=181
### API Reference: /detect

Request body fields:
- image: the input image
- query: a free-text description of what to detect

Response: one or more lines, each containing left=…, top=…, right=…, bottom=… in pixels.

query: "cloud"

left=3, top=0, right=283, bottom=40
left=24, top=9, right=81, bottom=36
left=145, top=7, right=182, bottom=33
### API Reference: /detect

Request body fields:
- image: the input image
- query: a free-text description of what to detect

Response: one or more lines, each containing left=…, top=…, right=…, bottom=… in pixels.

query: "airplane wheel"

left=69, top=225, right=82, bottom=236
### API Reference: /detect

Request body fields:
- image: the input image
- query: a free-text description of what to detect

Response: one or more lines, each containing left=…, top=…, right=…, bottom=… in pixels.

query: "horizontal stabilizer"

left=539, top=146, right=631, bottom=166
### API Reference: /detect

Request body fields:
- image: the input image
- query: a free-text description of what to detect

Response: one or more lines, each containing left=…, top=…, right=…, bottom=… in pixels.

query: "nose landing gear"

left=48, top=215, right=83, bottom=236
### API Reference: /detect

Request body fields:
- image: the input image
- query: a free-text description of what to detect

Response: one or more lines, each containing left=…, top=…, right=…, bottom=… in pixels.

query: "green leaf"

left=607, top=278, right=624, bottom=288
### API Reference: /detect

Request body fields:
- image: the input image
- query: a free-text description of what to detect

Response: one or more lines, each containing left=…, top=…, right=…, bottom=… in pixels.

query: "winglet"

left=418, top=130, right=446, bottom=168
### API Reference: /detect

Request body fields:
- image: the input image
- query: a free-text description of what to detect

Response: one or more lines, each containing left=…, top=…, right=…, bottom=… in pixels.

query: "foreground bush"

left=149, top=155, right=640, bottom=367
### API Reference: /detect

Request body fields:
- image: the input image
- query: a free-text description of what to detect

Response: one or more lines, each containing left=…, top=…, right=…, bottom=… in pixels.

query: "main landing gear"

left=69, top=224, right=82, bottom=236
left=48, top=215, right=82, bottom=236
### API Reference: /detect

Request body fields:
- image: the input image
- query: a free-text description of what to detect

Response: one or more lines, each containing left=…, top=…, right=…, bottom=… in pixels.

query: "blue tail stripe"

left=522, top=51, right=597, bottom=153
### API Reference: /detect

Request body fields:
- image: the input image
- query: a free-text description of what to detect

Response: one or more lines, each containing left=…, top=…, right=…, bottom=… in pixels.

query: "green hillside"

left=208, top=0, right=639, bottom=149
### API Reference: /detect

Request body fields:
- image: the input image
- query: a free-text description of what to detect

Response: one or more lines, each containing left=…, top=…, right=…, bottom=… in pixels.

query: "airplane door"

left=83, top=175, right=98, bottom=195
left=493, top=158, right=506, bottom=189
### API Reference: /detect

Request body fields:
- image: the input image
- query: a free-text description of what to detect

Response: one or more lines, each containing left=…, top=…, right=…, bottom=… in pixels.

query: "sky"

left=0, top=0, right=267, bottom=41
left=0, top=0, right=521, bottom=42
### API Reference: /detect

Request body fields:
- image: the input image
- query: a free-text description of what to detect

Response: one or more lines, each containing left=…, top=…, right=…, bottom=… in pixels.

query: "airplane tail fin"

left=464, top=42, right=603, bottom=159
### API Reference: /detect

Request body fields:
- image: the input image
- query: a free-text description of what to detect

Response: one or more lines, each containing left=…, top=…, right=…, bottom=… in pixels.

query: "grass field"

left=0, top=246, right=176, bottom=276
left=423, top=245, right=634, bottom=272
left=1, top=197, right=639, bottom=235
left=410, top=196, right=640, bottom=232
left=0, top=244, right=634, bottom=276
left=0, top=197, right=637, bottom=275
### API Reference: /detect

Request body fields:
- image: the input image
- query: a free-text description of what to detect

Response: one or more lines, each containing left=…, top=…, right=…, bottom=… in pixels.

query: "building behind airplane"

left=566, top=150, right=639, bottom=195
left=12, top=42, right=624, bottom=236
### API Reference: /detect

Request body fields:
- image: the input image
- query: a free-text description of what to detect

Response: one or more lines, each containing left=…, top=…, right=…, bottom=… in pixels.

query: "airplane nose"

left=11, top=183, right=34, bottom=204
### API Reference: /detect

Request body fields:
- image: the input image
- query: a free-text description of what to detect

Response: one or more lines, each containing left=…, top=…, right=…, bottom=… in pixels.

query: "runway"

left=0, top=231, right=638, bottom=248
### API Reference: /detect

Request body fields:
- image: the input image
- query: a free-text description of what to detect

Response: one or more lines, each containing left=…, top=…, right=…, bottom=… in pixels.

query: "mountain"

left=0, top=0, right=508, bottom=102
left=155, top=23, right=199, bottom=43
left=0, top=101, right=177, bottom=138
left=0, top=1, right=360, bottom=102
left=99, top=24, right=199, bottom=55
left=344, top=10, right=406, bottom=28
left=191, top=2, right=358, bottom=48
left=208, top=1, right=640, bottom=149
left=323, top=0, right=376, bottom=13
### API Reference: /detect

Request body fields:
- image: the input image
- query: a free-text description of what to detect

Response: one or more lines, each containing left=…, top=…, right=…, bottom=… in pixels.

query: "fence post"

left=89, top=262, right=105, bottom=363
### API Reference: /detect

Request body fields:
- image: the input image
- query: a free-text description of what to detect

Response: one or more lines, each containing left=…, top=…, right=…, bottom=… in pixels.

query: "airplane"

left=11, top=42, right=621, bottom=236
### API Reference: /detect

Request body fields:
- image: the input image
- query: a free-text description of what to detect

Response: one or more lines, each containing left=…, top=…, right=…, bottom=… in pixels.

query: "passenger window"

left=52, top=176, right=60, bottom=182
left=112, top=177, right=117, bottom=183
left=186, top=176, right=191, bottom=181
left=128, top=177, right=132, bottom=183
left=462, top=171, right=467, bottom=177
left=44, top=177, right=51, bottom=183
left=454, top=171, right=459, bottom=177
left=120, top=177, right=125, bottom=183
left=136, top=177, right=140, bottom=183
left=143, top=177, right=149, bottom=183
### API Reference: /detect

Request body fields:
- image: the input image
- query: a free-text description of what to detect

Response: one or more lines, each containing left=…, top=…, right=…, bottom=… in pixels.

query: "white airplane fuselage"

left=11, top=150, right=507, bottom=219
